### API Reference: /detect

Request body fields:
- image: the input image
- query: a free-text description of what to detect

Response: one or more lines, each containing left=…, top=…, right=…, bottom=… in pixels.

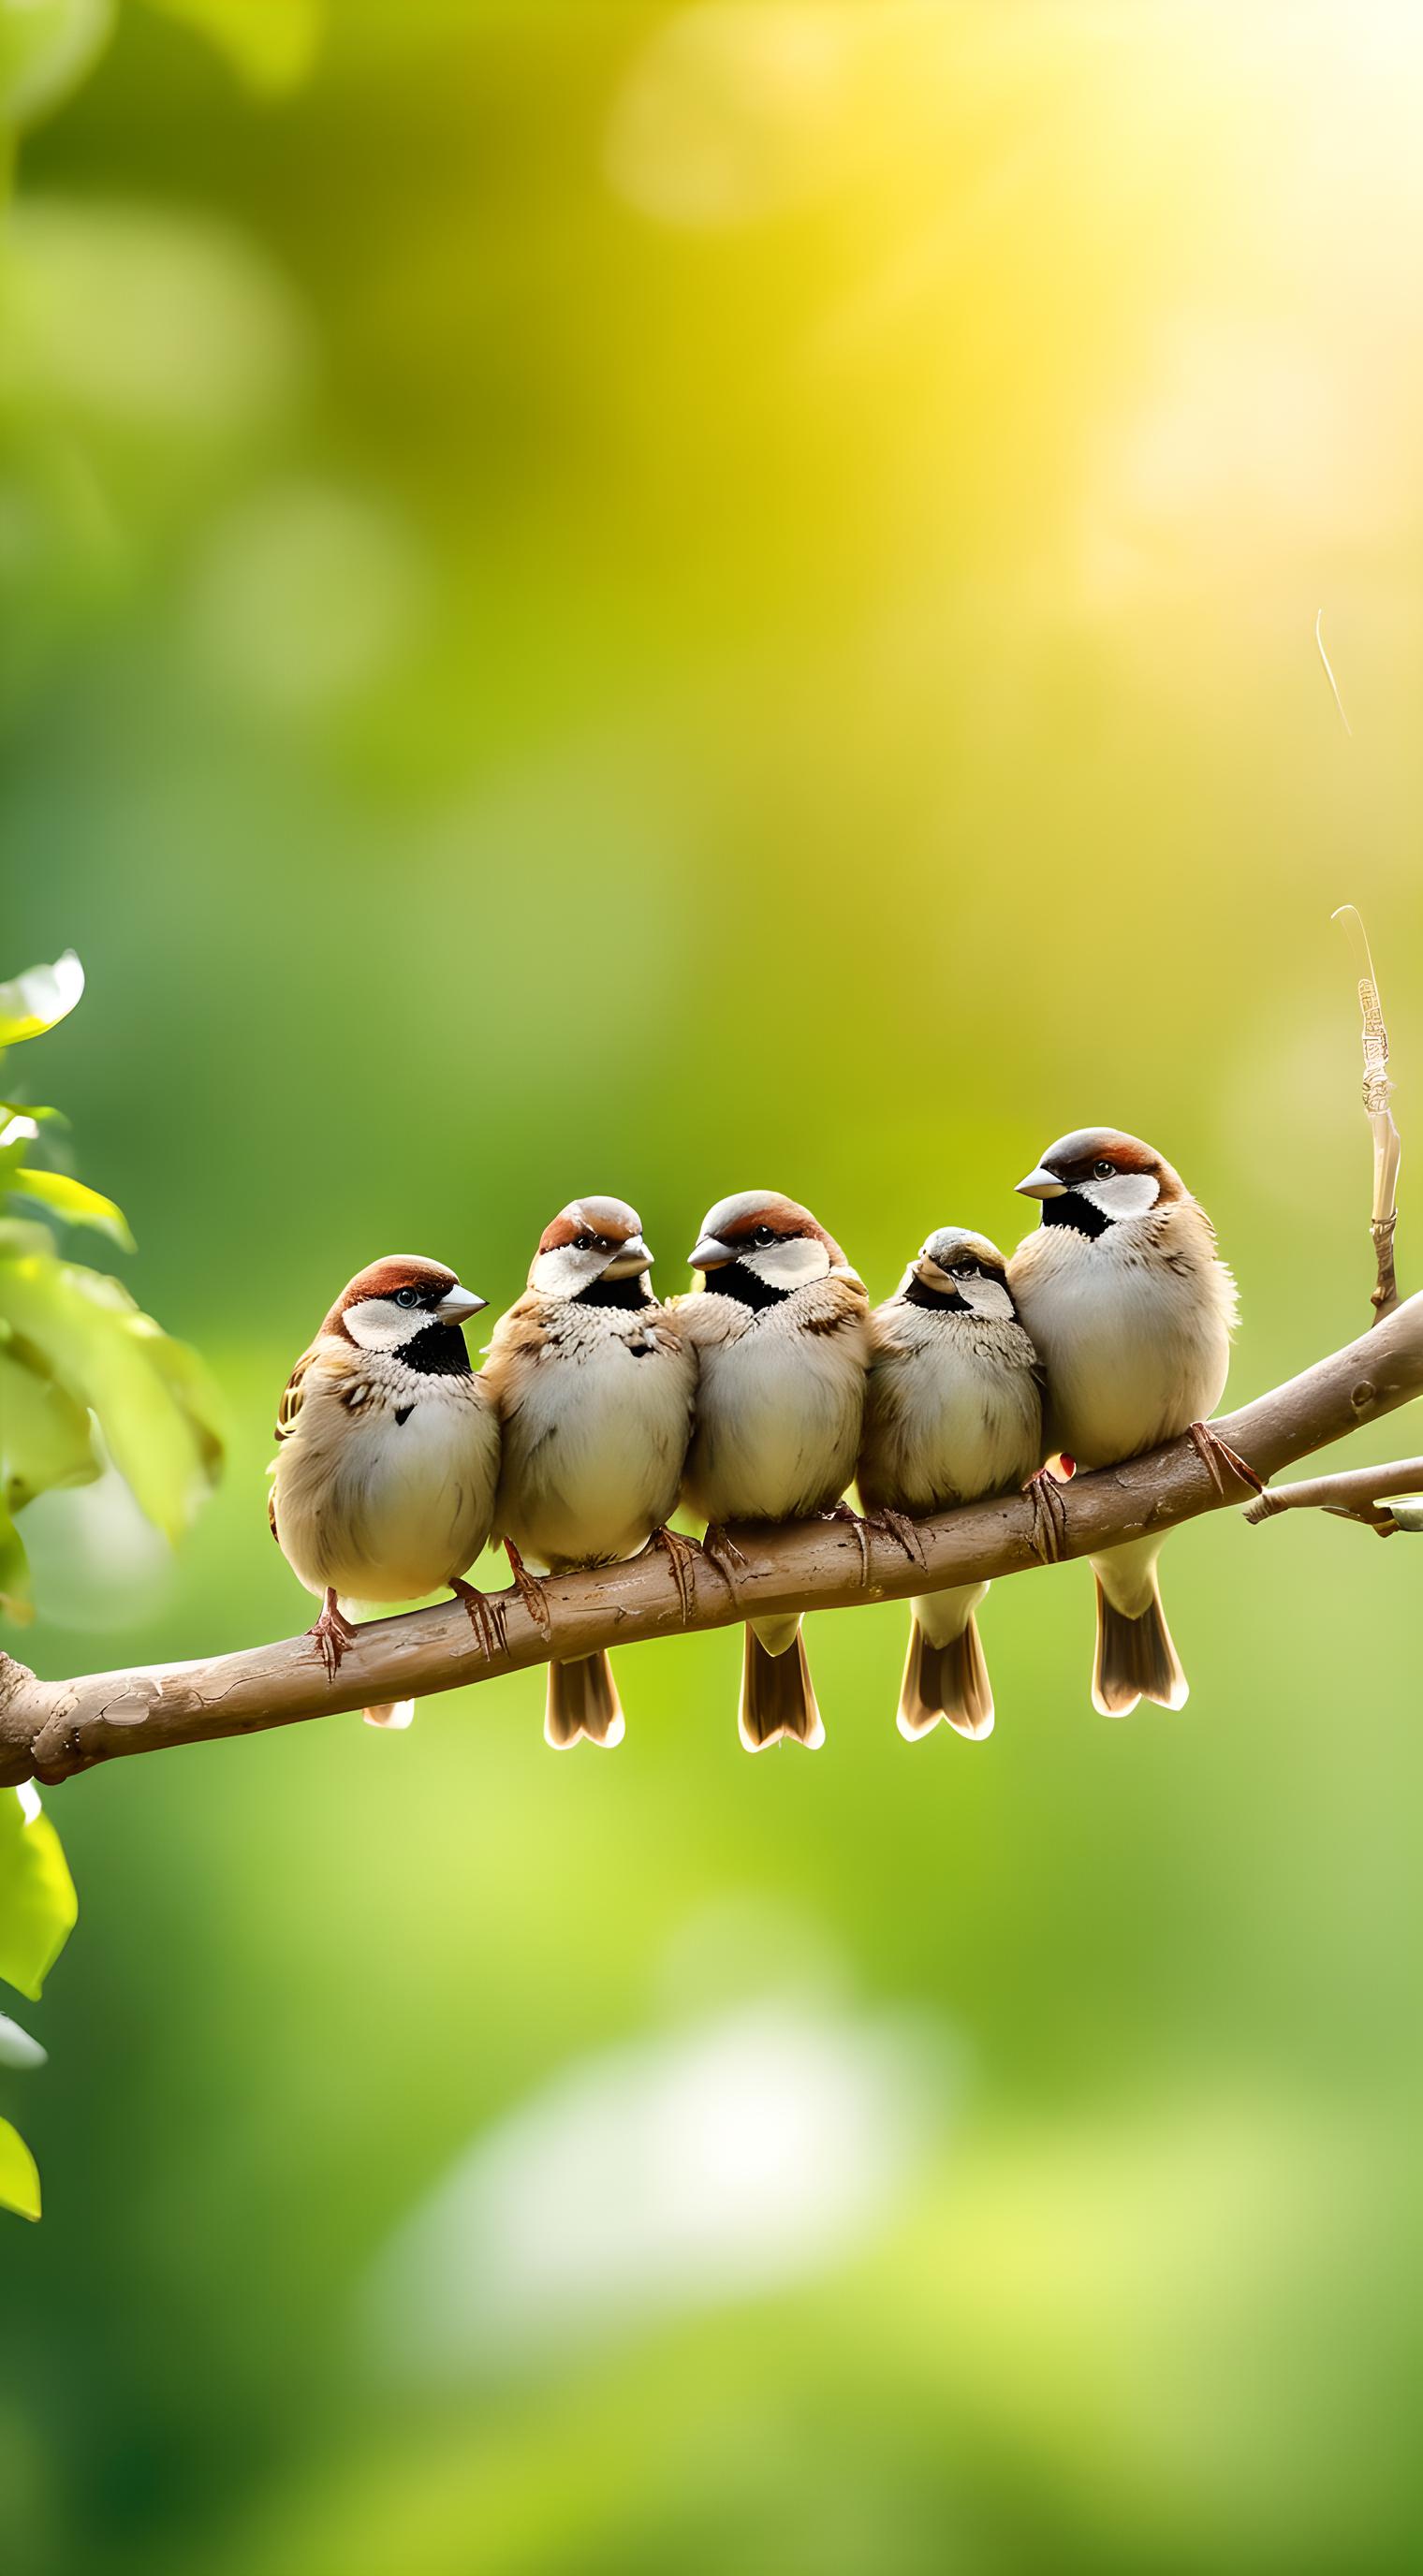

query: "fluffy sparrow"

left=678, top=1192, right=872, bottom=1751
left=481, top=1197, right=697, bottom=1749
left=859, top=1228, right=1043, bottom=1741
left=269, top=1255, right=500, bottom=1729
left=1008, top=1128, right=1242, bottom=1714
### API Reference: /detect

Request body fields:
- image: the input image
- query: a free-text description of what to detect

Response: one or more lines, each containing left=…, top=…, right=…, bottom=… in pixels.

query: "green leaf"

left=0, top=1788, right=77, bottom=2000
left=0, top=1251, right=223, bottom=1542
left=0, top=0, right=111, bottom=132
left=0, top=952, right=84, bottom=1047
left=139, top=1325, right=226, bottom=1481
left=0, top=1339, right=101, bottom=1511
left=0, top=2012, right=46, bottom=2071
left=0, top=1220, right=58, bottom=1260
left=139, top=0, right=320, bottom=95
left=11, top=1166, right=135, bottom=1251
left=0, top=1507, right=32, bottom=1622
left=4, top=199, right=310, bottom=438
left=0, top=2117, right=40, bottom=2221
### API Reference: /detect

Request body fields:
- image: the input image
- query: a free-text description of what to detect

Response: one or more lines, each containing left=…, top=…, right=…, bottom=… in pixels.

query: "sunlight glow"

left=365, top=1996, right=953, bottom=2378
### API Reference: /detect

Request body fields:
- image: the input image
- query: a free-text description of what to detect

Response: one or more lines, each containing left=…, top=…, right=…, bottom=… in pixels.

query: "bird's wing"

left=274, top=1345, right=317, bottom=1444
left=268, top=1344, right=315, bottom=1546
left=479, top=1295, right=551, bottom=1415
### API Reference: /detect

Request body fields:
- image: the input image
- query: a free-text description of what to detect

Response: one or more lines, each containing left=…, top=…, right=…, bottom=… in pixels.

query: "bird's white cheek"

left=531, top=1248, right=597, bottom=1299
left=1079, top=1172, right=1161, bottom=1222
left=344, top=1298, right=416, bottom=1353
left=750, top=1237, right=830, bottom=1291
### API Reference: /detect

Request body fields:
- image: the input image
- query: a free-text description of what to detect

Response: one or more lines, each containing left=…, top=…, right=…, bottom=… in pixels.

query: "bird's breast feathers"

left=270, top=1339, right=500, bottom=1603
left=1009, top=1204, right=1236, bottom=1462
left=860, top=1309, right=1042, bottom=1514
left=487, top=1292, right=696, bottom=1571
left=680, top=1281, right=870, bottom=1525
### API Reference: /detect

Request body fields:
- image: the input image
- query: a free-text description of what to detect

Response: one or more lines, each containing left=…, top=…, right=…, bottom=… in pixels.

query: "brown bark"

left=1242, top=1455, right=1423, bottom=1530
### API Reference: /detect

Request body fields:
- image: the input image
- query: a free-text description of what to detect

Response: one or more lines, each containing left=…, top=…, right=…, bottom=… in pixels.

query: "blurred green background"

left=4, top=3, right=1423, bottom=2569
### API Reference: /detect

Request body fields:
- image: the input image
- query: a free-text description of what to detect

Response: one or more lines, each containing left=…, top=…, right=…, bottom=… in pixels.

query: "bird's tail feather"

left=1092, top=1574, right=1187, bottom=1715
left=546, top=1651, right=625, bottom=1749
left=897, top=1614, right=994, bottom=1741
left=740, top=1620, right=824, bottom=1751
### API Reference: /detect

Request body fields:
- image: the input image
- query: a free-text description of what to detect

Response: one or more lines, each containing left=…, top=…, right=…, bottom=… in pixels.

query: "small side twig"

left=1244, top=1456, right=1423, bottom=1533
left=1333, top=903, right=1401, bottom=1324
left=1315, top=608, right=1353, bottom=739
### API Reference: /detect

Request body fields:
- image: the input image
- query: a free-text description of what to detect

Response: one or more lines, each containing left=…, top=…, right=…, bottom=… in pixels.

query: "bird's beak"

left=1016, top=1164, right=1066, bottom=1199
left=688, top=1233, right=733, bottom=1270
left=604, top=1235, right=653, bottom=1279
left=436, top=1284, right=488, bottom=1323
left=915, top=1255, right=955, bottom=1291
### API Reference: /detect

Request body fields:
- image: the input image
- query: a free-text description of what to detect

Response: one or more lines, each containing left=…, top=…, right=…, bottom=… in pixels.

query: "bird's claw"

left=867, top=1506, right=927, bottom=1569
left=451, top=1576, right=507, bottom=1661
left=1022, top=1465, right=1070, bottom=1565
left=310, top=1591, right=359, bottom=1682
left=1188, top=1421, right=1265, bottom=1499
left=503, top=1540, right=553, bottom=1641
left=702, top=1523, right=750, bottom=1600
left=648, top=1525, right=697, bottom=1624
left=822, top=1499, right=873, bottom=1586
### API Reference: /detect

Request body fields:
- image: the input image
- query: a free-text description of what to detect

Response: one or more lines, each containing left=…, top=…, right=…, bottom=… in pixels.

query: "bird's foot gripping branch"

left=2, top=1295, right=1421, bottom=1789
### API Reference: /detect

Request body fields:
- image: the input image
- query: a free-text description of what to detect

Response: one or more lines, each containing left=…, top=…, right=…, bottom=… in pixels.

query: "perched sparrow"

left=859, top=1228, right=1043, bottom=1742
left=678, top=1192, right=872, bottom=1752
left=269, top=1256, right=500, bottom=1730
left=481, top=1197, right=697, bottom=1749
left=1008, top=1128, right=1241, bottom=1715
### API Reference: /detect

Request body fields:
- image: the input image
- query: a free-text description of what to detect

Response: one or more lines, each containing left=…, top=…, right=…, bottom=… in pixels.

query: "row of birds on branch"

left=268, top=1127, right=1254, bottom=1751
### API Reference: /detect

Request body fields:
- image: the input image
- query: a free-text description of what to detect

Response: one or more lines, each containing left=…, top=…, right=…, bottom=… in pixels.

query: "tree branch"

left=2, top=1294, right=1421, bottom=1788
left=1242, top=1457, right=1423, bottom=1531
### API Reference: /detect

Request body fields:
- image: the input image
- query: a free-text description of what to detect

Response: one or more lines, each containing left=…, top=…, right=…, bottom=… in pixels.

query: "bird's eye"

left=394, top=1285, right=419, bottom=1307
left=949, top=1262, right=973, bottom=1278
left=1093, top=1160, right=1114, bottom=1179
left=751, top=1225, right=776, bottom=1249
left=574, top=1233, right=594, bottom=1251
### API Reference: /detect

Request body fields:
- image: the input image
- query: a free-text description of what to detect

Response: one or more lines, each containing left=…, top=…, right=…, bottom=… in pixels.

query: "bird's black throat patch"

left=902, top=1276, right=972, bottom=1313
left=397, top=1324, right=474, bottom=1376
left=1040, top=1191, right=1112, bottom=1240
left=701, top=1264, right=788, bottom=1311
left=578, top=1275, right=654, bottom=1310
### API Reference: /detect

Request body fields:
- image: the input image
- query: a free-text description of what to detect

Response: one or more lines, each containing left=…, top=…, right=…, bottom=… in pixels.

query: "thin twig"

left=1315, top=608, right=1353, bottom=737
left=1, top=1295, right=1420, bottom=1786
left=1243, top=1456, right=1423, bottom=1531
left=1333, top=903, right=1402, bottom=1323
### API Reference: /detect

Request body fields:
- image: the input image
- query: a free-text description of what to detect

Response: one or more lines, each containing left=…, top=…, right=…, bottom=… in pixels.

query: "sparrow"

left=859, top=1228, right=1043, bottom=1741
left=269, top=1255, right=501, bottom=1730
left=481, top=1196, right=697, bottom=1749
left=677, top=1192, right=872, bottom=1752
left=1007, top=1128, right=1243, bottom=1715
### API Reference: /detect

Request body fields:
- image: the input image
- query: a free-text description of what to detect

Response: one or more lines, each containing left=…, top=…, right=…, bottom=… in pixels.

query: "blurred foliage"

left=1, top=3, right=1422, bottom=2572
left=0, top=941, right=222, bottom=2225
left=0, top=1790, right=75, bottom=2217
left=0, top=1783, right=75, bottom=2003
left=0, top=950, right=223, bottom=1621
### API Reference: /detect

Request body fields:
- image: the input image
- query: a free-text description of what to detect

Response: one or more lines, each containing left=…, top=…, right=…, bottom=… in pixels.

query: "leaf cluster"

left=0, top=951, right=224, bottom=2217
